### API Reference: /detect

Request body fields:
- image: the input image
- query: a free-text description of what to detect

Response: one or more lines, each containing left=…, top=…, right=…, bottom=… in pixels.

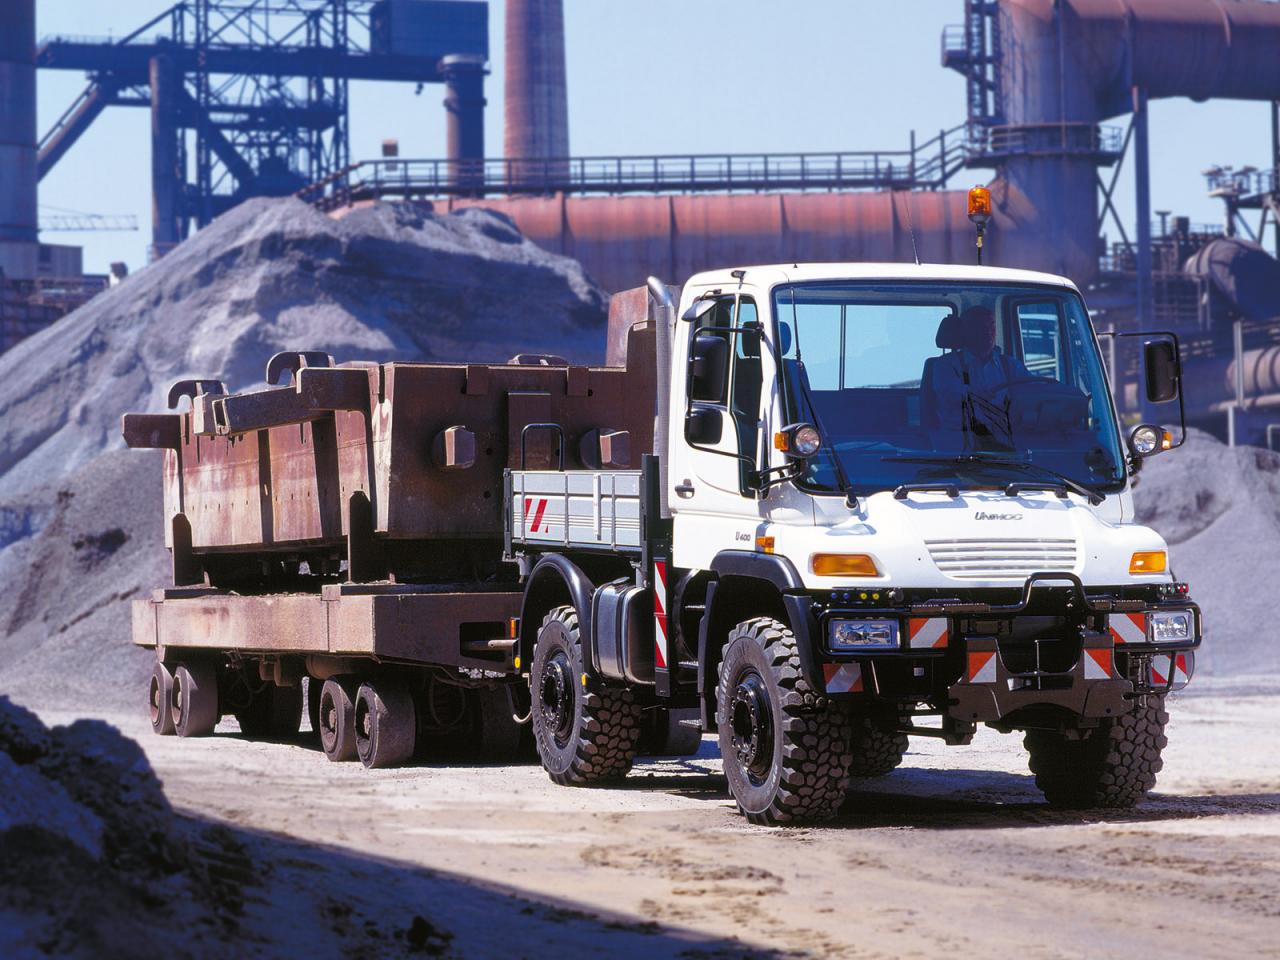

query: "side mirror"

left=685, top=407, right=724, bottom=445
left=681, top=298, right=720, bottom=323
left=689, top=332, right=729, bottom=403
left=1144, top=340, right=1179, bottom=403
left=1128, top=423, right=1169, bottom=459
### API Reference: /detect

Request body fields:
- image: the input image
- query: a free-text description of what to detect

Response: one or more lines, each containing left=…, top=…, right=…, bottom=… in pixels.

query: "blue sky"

left=35, top=0, right=1274, bottom=274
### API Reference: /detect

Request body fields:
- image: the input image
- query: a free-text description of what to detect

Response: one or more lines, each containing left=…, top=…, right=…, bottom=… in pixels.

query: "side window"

left=1015, top=302, right=1066, bottom=381
left=690, top=299, right=734, bottom=405
left=731, top=298, right=762, bottom=422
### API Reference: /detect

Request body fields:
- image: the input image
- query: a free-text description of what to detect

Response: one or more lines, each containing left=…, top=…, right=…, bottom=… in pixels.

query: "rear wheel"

left=172, top=662, right=219, bottom=738
left=354, top=681, right=416, bottom=769
left=1024, top=697, right=1169, bottom=808
left=318, top=678, right=359, bottom=762
left=148, top=662, right=176, bottom=736
left=716, top=617, right=853, bottom=825
left=530, top=605, right=642, bottom=784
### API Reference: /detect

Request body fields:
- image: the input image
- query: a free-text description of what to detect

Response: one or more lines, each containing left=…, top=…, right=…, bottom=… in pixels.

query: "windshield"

left=772, top=281, right=1126, bottom=497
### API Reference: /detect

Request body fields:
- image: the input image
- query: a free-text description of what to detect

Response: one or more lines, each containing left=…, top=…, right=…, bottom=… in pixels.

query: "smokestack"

left=504, top=0, right=569, bottom=181
left=0, top=0, right=38, bottom=280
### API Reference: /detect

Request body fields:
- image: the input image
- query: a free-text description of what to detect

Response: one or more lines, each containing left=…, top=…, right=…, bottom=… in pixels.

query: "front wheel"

left=529, top=605, right=642, bottom=784
left=716, top=617, right=854, bottom=825
left=1024, top=697, right=1169, bottom=808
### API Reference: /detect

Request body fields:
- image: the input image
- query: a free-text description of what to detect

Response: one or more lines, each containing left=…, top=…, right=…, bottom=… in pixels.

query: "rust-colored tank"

left=122, top=306, right=655, bottom=585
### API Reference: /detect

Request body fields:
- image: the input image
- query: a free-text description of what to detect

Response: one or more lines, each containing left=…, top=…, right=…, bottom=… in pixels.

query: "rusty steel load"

left=122, top=299, right=656, bottom=587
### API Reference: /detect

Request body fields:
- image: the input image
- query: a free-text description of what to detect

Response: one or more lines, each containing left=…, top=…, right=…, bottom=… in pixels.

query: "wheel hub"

left=539, top=651, right=574, bottom=745
left=730, top=670, right=774, bottom=784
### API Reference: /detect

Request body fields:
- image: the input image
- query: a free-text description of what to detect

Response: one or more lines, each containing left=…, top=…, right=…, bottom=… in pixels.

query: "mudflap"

left=947, top=631, right=1132, bottom=724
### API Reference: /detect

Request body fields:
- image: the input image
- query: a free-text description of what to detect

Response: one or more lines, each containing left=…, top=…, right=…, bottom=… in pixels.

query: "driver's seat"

left=920, top=313, right=963, bottom=430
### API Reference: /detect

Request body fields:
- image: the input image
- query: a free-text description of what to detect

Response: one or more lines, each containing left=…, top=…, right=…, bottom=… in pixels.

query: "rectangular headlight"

left=1149, top=610, right=1192, bottom=643
left=829, top=619, right=899, bottom=651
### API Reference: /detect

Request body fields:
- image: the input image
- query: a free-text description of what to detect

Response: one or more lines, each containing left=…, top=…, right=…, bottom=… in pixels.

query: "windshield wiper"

left=884, top=454, right=1106, bottom=506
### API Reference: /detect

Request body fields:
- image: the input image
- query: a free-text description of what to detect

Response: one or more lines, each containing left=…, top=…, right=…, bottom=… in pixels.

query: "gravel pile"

left=0, top=198, right=607, bottom=710
left=1132, top=428, right=1280, bottom=676
left=0, top=696, right=248, bottom=958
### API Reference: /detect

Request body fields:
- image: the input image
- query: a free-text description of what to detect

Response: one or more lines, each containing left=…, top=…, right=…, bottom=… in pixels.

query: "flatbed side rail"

left=508, top=470, right=642, bottom=554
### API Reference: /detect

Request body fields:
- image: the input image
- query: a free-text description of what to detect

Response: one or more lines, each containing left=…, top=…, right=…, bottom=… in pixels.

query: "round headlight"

left=793, top=425, right=821, bottom=457
left=1130, top=424, right=1160, bottom=456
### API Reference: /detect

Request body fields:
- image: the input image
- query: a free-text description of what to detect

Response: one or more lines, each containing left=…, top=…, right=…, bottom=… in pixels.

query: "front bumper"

left=812, top=572, right=1202, bottom=722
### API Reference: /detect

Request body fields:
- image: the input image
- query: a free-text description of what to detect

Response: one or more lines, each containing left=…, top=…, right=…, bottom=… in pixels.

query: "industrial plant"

left=3, top=0, right=1280, bottom=443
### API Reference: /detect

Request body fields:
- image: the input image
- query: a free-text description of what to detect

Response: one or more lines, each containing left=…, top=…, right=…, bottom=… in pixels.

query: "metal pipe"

left=0, top=0, right=37, bottom=280
left=150, top=54, right=183, bottom=253
left=647, top=276, right=673, bottom=520
left=1133, top=86, right=1152, bottom=328
left=442, top=54, right=487, bottom=194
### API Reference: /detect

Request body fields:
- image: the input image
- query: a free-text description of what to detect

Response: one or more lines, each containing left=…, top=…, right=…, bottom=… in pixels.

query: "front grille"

left=925, top=538, right=1077, bottom=581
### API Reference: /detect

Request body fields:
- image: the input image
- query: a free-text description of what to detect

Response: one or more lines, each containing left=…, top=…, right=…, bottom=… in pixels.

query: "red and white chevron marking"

left=823, top=662, right=863, bottom=694
left=522, top=497, right=549, bottom=534
left=1109, top=612, right=1146, bottom=645
left=1082, top=647, right=1114, bottom=680
left=1150, top=651, right=1194, bottom=690
left=908, top=617, right=949, bottom=649
left=653, top=560, right=668, bottom=670
left=967, top=650, right=997, bottom=683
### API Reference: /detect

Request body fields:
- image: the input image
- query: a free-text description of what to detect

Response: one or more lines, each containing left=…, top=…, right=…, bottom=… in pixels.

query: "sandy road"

left=40, top=679, right=1280, bottom=959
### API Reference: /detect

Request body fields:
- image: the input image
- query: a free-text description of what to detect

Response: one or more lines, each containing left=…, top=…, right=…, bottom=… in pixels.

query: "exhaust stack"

left=504, top=0, right=569, bottom=182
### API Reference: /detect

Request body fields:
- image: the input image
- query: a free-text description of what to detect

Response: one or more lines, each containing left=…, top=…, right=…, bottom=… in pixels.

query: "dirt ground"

left=31, top=677, right=1280, bottom=960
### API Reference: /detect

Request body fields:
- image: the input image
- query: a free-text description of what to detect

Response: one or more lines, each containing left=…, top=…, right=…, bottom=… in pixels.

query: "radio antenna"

left=902, top=192, right=922, bottom=266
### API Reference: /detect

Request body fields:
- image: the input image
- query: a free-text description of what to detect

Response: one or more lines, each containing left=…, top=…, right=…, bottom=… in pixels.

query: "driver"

left=928, top=305, right=1031, bottom=432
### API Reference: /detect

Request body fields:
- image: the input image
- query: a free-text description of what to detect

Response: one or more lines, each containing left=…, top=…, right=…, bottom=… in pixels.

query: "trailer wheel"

left=236, top=684, right=303, bottom=741
left=172, top=662, right=219, bottom=738
left=716, top=617, right=854, bottom=825
left=1024, top=697, right=1169, bottom=809
left=318, top=678, right=359, bottom=762
left=530, top=605, right=642, bottom=784
left=148, top=662, right=176, bottom=736
left=473, top=686, right=525, bottom=763
left=846, top=711, right=909, bottom=780
left=354, top=681, right=416, bottom=769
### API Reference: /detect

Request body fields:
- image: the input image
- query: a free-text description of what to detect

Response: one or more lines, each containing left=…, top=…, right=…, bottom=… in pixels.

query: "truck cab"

left=511, top=262, right=1201, bottom=824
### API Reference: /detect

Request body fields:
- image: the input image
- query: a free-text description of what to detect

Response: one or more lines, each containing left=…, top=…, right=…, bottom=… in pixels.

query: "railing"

left=971, top=122, right=1125, bottom=160
left=1205, top=167, right=1278, bottom=198
left=301, top=125, right=974, bottom=205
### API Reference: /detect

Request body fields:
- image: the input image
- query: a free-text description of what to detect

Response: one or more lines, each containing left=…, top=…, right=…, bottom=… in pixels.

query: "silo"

left=0, top=0, right=38, bottom=280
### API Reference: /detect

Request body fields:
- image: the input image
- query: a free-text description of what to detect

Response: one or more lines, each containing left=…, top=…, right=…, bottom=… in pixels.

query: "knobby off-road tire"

left=1024, top=696, right=1169, bottom=809
left=716, top=617, right=854, bottom=825
left=846, top=712, right=909, bottom=780
left=530, top=605, right=642, bottom=785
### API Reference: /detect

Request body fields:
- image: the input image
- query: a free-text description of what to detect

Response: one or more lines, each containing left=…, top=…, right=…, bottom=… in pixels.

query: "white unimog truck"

left=510, top=263, right=1200, bottom=823
left=128, top=261, right=1201, bottom=825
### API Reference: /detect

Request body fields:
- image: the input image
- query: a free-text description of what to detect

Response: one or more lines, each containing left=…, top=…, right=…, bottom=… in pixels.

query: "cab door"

left=675, top=293, right=764, bottom=511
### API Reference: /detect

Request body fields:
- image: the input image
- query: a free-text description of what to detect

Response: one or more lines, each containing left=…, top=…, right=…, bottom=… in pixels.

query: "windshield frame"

left=769, top=278, right=1128, bottom=500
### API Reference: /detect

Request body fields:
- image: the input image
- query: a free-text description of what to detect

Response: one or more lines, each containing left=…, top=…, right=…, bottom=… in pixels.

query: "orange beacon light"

left=967, top=185, right=993, bottom=263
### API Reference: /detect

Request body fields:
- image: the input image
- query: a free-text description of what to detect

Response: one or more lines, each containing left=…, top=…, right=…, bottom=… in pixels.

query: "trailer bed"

left=133, top=583, right=523, bottom=673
